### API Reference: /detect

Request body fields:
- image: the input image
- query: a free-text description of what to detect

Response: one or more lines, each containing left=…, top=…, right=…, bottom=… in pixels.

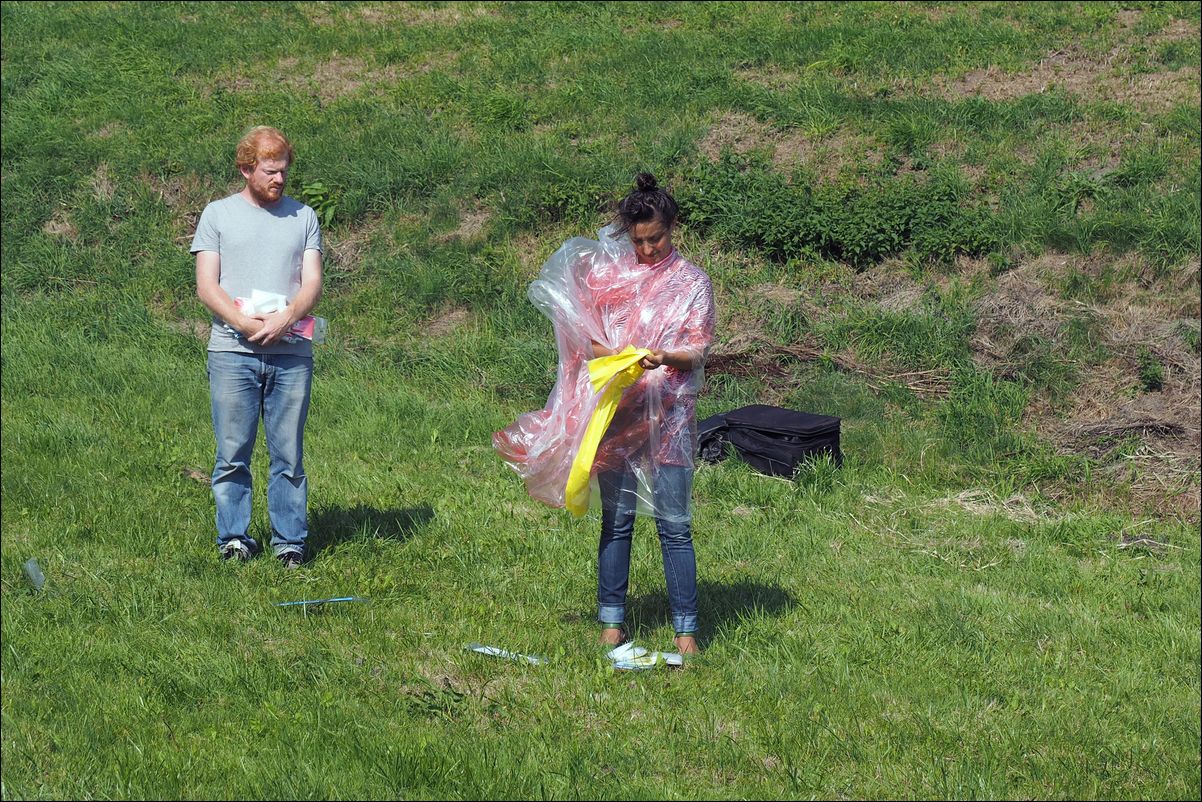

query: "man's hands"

left=195, top=248, right=322, bottom=347
left=246, top=308, right=295, bottom=346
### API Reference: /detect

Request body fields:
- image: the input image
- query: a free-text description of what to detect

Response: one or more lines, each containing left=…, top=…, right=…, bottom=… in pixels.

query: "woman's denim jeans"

left=597, top=464, right=698, bottom=635
left=208, top=350, right=312, bottom=556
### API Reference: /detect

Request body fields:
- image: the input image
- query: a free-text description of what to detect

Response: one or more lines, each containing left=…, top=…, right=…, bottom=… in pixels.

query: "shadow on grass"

left=626, top=579, right=793, bottom=647
left=307, top=504, right=435, bottom=557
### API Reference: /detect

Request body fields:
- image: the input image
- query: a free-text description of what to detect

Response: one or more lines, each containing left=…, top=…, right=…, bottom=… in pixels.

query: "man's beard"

left=249, top=182, right=283, bottom=205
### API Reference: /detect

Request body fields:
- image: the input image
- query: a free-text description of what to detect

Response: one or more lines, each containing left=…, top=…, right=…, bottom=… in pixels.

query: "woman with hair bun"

left=494, top=172, right=716, bottom=655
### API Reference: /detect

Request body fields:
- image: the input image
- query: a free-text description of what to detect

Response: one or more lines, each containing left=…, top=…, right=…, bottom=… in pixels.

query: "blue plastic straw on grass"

left=275, top=596, right=367, bottom=608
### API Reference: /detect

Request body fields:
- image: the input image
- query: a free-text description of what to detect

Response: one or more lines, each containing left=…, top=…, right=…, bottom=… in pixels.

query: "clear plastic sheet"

left=494, top=224, right=715, bottom=521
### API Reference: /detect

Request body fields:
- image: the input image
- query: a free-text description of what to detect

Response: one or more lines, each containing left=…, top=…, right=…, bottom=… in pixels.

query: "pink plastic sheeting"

left=493, top=224, right=715, bottom=521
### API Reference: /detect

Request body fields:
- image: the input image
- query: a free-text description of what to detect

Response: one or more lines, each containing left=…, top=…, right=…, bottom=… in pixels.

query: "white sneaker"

left=220, top=540, right=252, bottom=562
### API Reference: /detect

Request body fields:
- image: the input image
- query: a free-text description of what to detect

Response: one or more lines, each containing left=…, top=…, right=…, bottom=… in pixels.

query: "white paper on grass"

left=606, top=642, right=648, bottom=661
left=608, top=641, right=683, bottom=670
left=466, top=643, right=548, bottom=666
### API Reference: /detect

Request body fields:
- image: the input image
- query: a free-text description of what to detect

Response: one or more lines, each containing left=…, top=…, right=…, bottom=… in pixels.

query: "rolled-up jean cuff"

left=672, top=614, right=698, bottom=635
left=598, top=605, right=625, bottom=626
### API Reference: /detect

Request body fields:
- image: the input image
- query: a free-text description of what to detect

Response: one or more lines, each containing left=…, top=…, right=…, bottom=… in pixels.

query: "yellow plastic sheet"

left=564, top=346, right=651, bottom=516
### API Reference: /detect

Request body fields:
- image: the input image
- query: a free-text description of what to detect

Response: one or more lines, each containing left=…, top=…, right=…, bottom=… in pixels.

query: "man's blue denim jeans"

left=597, top=464, right=698, bottom=635
left=208, top=350, right=312, bottom=557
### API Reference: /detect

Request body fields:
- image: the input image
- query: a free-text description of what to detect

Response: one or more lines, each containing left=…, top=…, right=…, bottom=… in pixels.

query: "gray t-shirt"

left=190, top=192, right=322, bottom=356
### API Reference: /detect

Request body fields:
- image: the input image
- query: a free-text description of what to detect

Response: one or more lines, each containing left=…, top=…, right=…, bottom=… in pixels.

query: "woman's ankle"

left=599, top=624, right=627, bottom=646
left=674, top=634, right=699, bottom=654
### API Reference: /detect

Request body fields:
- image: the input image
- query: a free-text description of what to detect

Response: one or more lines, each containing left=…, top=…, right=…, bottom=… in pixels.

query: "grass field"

left=2, top=1, right=1199, bottom=799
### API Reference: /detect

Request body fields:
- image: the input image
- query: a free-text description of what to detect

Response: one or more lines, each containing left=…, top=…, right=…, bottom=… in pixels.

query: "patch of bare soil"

left=970, top=252, right=1202, bottom=521
left=699, top=107, right=885, bottom=182
left=301, top=2, right=497, bottom=27
left=164, top=318, right=212, bottom=341
left=311, top=53, right=456, bottom=104
left=931, top=11, right=1200, bottom=114
left=852, top=260, right=926, bottom=311
left=92, top=122, right=125, bottom=140
left=323, top=215, right=385, bottom=277
left=180, top=466, right=211, bottom=485
left=733, top=65, right=801, bottom=93
left=90, top=163, right=115, bottom=202
left=422, top=306, right=472, bottom=339
left=41, top=209, right=77, bottom=239
left=211, top=51, right=458, bottom=105
left=697, top=111, right=773, bottom=161
left=770, top=129, right=824, bottom=175
left=438, top=205, right=491, bottom=244
left=143, top=171, right=228, bottom=244
left=1156, top=17, right=1200, bottom=42
left=370, top=2, right=497, bottom=26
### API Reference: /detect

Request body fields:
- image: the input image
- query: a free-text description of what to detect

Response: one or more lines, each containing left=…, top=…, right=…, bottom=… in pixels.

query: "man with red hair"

left=191, top=126, right=324, bottom=568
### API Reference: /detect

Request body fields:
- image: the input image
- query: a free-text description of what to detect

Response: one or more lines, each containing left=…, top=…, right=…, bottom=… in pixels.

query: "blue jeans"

left=208, top=351, right=312, bottom=557
left=597, top=464, right=698, bottom=635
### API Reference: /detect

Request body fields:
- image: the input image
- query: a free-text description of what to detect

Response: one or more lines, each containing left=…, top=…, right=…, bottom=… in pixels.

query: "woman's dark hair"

left=614, top=172, right=678, bottom=235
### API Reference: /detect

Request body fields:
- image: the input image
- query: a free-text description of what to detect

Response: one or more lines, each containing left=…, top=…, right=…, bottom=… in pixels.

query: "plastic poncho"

left=493, top=224, right=716, bottom=522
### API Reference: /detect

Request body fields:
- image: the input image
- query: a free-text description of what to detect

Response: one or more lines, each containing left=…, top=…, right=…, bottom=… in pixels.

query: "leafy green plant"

left=535, top=178, right=612, bottom=226
left=1177, top=321, right=1201, bottom=355
left=1138, top=346, right=1165, bottom=391
left=680, top=154, right=998, bottom=269
left=297, top=180, right=337, bottom=228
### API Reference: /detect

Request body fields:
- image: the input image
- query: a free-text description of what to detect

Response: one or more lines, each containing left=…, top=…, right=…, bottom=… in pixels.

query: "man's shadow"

left=306, top=504, right=435, bottom=557
left=625, top=579, right=793, bottom=645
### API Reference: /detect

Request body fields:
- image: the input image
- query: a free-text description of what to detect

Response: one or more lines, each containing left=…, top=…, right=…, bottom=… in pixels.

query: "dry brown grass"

left=90, top=163, right=115, bottom=203
left=209, top=49, right=458, bottom=105
left=697, top=108, right=886, bottom=182
left=697, top=111, right=773, bottom=161
left=851, top=260, right=925, bottom=312
left=142, top=171, right=231, bottom=245
left=437, top=205, right=492, bottom=244
left=928, top=9, right=1200, bottom=114
left=707, top=331, right=951, bottom=398
left=422, top=305, right=472, bottom=339
left=747, top=282, right=802, bottom=306
left=703, top=244, right=1199, bottom=521
left=40, top=208, right=77, bottom=240
left=299, top=2, right=498, bottom=28
left=970, top=252, right=1202, bottom=521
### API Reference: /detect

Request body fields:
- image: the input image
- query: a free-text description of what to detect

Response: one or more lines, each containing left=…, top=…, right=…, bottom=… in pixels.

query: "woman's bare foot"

left=674, top=635, right=699, bottom=654
left=599, top=626, right=627, bottom=647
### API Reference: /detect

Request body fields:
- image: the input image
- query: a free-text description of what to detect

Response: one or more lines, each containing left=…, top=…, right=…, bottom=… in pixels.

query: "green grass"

left=3, top=1, right=1200, bottom=799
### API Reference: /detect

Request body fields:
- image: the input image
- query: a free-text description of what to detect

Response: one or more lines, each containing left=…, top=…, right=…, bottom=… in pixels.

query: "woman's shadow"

left=625, top=579, right=793, bottom=646
left=306, top=503, right=435, bottom=557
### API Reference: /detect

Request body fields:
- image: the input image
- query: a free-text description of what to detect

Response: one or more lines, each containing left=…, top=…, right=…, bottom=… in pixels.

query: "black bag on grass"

left=698, top=405, right=842, bottom=477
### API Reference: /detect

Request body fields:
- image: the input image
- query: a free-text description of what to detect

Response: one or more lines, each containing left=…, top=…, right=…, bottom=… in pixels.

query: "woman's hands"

left=641, top=349, right=700, bottom=371
left=639, top=350, right=666, bottom=370
left=592, top=342, right=698, bottom=371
